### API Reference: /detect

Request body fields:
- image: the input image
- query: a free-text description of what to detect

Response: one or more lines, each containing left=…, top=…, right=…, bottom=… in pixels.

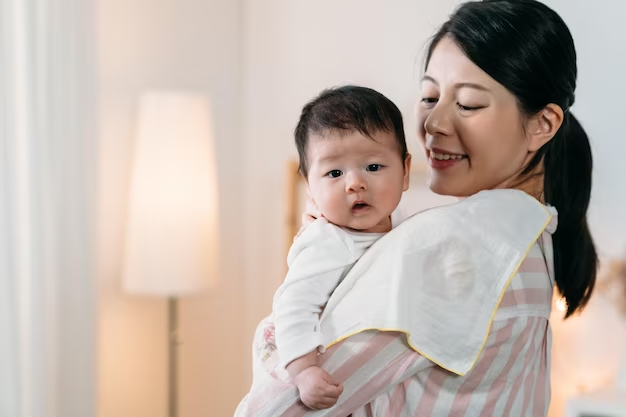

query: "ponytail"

left=543, top=112, right=597, bottom=317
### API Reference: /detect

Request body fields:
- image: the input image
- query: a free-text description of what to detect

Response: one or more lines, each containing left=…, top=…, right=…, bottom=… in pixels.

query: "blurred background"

left=1, top=0, right=625, bottom=416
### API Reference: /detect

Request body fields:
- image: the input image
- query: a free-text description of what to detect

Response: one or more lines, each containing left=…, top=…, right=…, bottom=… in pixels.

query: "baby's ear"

left=403, top=154, right=412, bottom=191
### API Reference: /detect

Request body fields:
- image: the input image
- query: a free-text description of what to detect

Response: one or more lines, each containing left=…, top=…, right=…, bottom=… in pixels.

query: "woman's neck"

left=507, top=162, right=546, bottom=204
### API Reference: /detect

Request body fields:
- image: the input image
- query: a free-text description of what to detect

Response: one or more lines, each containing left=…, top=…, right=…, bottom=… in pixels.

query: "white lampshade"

left=122, top=91, right=219, bottom=296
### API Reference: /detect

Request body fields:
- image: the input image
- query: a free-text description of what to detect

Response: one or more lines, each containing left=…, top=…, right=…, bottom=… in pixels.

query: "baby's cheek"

left=315, top=194, right=332, bottom=216
left=321, top=204, right=344, bottom=224
left=379, top=185, right=401, bottom=208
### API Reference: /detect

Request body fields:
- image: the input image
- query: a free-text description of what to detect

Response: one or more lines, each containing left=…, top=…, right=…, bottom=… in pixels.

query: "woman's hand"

left=294, top=192, right=323, bottom=241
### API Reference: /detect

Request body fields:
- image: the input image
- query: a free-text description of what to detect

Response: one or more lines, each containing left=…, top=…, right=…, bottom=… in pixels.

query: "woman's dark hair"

left=294, top=85, right=408, bottom=178
left=425, top=0, right=597, bottom=317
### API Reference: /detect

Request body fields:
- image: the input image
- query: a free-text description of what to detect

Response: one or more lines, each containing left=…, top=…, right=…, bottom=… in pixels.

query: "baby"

left=272, top=85, right=411, bottom=409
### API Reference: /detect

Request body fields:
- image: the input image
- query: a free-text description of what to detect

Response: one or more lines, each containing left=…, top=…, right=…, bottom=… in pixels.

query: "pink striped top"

left=235, top=214, right=558, bottom=417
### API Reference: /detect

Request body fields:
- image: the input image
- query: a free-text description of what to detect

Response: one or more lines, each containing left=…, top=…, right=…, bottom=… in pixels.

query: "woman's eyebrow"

left=421, top=75, right=491, bottom=92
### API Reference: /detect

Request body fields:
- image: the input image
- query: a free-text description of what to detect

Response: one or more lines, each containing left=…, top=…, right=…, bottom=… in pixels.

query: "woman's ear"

left=526, top=103, right=564, bottom=152
left=403, top=153, right=412, bottom=191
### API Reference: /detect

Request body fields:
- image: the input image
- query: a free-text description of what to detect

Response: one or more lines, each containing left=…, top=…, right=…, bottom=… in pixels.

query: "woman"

left=235, top=1, right=597, bottom=415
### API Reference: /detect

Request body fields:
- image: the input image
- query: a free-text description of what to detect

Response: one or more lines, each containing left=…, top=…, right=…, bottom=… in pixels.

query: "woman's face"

left=417, top=36, right=537, bottom=197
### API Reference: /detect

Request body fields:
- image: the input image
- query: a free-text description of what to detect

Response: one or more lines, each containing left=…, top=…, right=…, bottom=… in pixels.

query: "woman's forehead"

left=424, top=37, right=501, bottom=92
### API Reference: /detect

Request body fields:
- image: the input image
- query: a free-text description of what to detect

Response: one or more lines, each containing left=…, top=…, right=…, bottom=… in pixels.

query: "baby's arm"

left=274, top=265, right=351, bottom=409
left=273, top=265, right=351, bottom=367
left=273, top=219, right=357, bottom=408
left=237, top=331, right=432, bottom=417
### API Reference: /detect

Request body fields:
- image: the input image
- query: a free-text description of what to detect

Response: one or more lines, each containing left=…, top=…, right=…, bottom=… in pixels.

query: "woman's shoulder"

left=495, top=231, right=556, bottom=320
left=390, top=189, right=554, bottom=248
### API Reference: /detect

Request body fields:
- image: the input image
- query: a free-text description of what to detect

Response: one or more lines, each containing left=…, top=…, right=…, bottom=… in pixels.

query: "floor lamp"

left=122, top=91, right=220, bottom=417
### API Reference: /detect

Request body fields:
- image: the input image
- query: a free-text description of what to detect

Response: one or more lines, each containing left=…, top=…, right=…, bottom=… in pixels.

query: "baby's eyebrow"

left=315, top=154, right=341, bottom=164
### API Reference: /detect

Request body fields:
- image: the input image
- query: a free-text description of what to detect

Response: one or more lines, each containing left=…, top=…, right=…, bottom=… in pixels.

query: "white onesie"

left=272, top=217, right=383, bottom=368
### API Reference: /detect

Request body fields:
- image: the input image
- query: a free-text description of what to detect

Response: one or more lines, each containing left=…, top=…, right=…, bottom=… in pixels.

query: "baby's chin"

left=321, top=208, right=391, bottom=232
left=342, top=217, right=392, bottom=233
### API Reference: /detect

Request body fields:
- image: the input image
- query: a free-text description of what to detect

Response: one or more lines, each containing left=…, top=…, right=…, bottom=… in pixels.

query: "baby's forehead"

left=307, top=131, right=401, bottom=166
left=307, top=128, right=399, bottom=154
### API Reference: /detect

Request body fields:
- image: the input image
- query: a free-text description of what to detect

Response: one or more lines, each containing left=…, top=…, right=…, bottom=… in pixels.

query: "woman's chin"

left=427, top=178, right=472, bottom=198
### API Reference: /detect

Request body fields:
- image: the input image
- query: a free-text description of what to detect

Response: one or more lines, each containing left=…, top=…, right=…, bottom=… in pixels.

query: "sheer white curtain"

left=0, top=0, right=97, bottom=416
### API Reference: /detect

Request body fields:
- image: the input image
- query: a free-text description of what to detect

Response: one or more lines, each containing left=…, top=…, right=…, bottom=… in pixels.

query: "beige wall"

left=96, top=0, right=246, bottom=416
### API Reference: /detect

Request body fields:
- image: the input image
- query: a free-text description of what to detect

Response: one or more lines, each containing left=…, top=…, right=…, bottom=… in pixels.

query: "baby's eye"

left=327, top=170, right=342, bottom=178
left=366, top=164, right=383, bottom=172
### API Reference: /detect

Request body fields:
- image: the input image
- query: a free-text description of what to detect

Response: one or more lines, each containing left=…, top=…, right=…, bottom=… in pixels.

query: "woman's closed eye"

left=326, top=169, right=342, bottom=178
left=421, top=97, right=438, bottom=107
left=457, top=102, right=485, bottom=111
left=421, top=97, right=485, bottom=112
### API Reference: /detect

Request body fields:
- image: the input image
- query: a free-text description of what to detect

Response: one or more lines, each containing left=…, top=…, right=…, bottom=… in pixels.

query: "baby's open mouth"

left=352, top=202, right=369, bottom=210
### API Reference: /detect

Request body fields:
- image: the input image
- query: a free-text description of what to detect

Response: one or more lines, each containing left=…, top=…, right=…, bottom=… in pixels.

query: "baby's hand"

left=294, top=366, right=343, bottom=410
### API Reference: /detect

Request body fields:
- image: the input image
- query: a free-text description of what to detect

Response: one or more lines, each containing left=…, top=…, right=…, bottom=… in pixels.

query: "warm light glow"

left=122, top=91, right=219, bottom=296
left=556, top=297, right=567, bottom=313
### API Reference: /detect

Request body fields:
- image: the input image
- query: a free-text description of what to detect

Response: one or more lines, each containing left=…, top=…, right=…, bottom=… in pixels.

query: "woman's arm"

left=239, top=331, right=432, bottom=417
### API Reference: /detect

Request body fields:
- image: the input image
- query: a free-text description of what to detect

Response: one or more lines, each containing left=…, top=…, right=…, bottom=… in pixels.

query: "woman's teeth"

left=430, top=151, right=465, bottom=160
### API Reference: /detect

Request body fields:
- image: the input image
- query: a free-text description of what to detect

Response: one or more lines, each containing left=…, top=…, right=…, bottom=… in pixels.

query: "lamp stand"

left=168, top=297, right=178, bottom=417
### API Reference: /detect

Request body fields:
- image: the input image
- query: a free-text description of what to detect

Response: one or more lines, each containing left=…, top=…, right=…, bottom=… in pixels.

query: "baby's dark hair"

left=294, top=85, right=408, bottom=178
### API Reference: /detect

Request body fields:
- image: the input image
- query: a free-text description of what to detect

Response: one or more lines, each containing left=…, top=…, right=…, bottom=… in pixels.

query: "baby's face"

left=306, top=130, right=410, bottom=233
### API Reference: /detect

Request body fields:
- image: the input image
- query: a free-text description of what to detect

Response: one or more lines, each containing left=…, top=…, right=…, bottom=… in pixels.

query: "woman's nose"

left=424, top=102, right=453, bottom=137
